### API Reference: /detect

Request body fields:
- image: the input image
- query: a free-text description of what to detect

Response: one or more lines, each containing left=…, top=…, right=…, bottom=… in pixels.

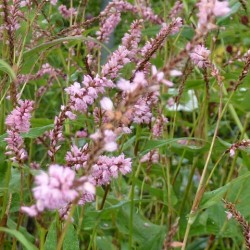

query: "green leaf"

left=116, top=204, right=165, bottom=248
left=63, top=224, right=79, bottom=250
left=22, top=124, right=54, bottom=139
left=23, top=36, right=111, bottom=59
left=200, top=171, right=250, bottom=210
left=141, top=25, right=161, bottom=36
left=0, top=227, right=38, bottom=250
left=44, top=221, right=57, bottom=250
left=121, top=135, right=136, bottom=151
left=140, top=137, right=207, bottom=156
left=0, top=59, right=16, bottom=80
left=181, top=26, right=195, bottom=40
left=0, top=133, right=7, bottom=147
left=7, top=218, right=35, bottom=243
left=9, top=168, right=20, bottom=193
left=96, top=236, right=115, bottom=250
left=0, top=124, right=53, bottom=147
left=31, top=118, right=54, bottom=127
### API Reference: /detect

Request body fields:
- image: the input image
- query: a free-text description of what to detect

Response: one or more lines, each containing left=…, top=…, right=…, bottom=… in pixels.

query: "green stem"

left=0, top=163, right=11, bottom=220
left=128, top=125, right=141, bottom=249
left=99, top=184, right=110, bottom=210
left=39, top=227, right=46, bottom=250
left=166, top=158, right=172, bottom=227
left=56, top=204, right=77, bottom=250
left=129, top=167, right=135, bottom=250
left=181, top=84, right=223, bottom=249
left=206, top=153, right=225, bottom=187
left=87, top=227, right=97, bottom=250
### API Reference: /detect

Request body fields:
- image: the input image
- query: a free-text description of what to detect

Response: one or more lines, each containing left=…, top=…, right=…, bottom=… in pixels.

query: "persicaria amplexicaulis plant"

left=1, top=0, right=250, bottom=249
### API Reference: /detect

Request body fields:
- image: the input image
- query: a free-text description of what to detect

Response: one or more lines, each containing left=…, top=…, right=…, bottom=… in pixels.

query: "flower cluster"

left=21, top=164, right=95, bottom=217
left=20, top=0, right=32, bottom=7
left=168, top=1, right=183, bottom=19
left=50, top=0, right=58, bottom=6
left=5, top=100, right=34, bottom=163
left=65, top=144, right=89, bottom=170
left=59, top=5, right=77, bottom=19
left=137, top=17, right=182, bottom=74
left=122, top=19, right=143, bottom=61
left=17, top=63, right=64, bottom=85
left=133, top=89, right=159, bottom=124
left=197, top=0, right=230, bottom=32
left=189, top=45, right=211, bottom=68
left=6, top=100, right=34, bottom=132
left=101, top=46, right=130, bottom=79
left=90, top=154, right=132, bottom=186
left=227, top=139, right=250, bottom=157
left=140, top=150, right=159, bottom=164
left=117, top=71, right=147, bottom=93
left=97, top=12, right=121, bottom=42
left=140, top=18, right=182, bottom=58
left=5, top=130, right=28, bottom=163
left=132, top=97, right=154, bottom=124
left=152, top=115, right=168, bottom=138
left=223, top=199, right=250, bottom=249
left=48, top=105, right=73, bottom=159
left=1, top=0, right=23, bottom=33
left=103, top=0, right=163, bottom=24
left=65, top=75, right=114, bottom=113
left=91, top=129, right=118, bottom=152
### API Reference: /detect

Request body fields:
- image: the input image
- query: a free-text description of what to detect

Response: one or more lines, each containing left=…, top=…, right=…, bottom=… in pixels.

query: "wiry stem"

left=181, top=82, right=223, bottom=249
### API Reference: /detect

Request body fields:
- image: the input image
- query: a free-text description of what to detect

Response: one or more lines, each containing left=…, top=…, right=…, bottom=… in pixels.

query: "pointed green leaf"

left=0, top=227, right=37, bottom=250
left=0, top=59, right=16, bottom=80
left=44, top=221, right=57, bottom=250
left=63, top=224, right=79, bottom=250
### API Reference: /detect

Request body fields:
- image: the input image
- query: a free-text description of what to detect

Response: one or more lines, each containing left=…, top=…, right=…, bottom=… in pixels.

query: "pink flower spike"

left=82, top=182, right=96, bottom=195
left=104, top=130, right=117, bottom=152
left=21, top=205, right=38, bottom=217
left=50, top=0, right=57, bottom=5
left=59, top=5, right=77, bottom=19
left=65, top=144, right=88, bottom=170
left=117, top=78, right=132, bottom=92
left=190, top=45, right=210, bottom=68
left=197, top=0, right=230, bottom=32
left=100, top=97, right=113, bottom=111
left=5, top=100, right=34, bottom=133
left=151, top=65, right=174, bottom=86
left=152, top=115, right=168, bottom=138
left=90, top=154, right=132, bottom=186
left=152, top=65, right=164, bottom=81
left=104, top=141, right=117, bottom=152
left=229, top=148, right=236, bottom=157
left=65, top=111, right=76, bottom=120
left=20, top=0, right=31, bottom=7
left=140, top=150, right=159, bottom=163
left=162, top=79, right=174, bottom=87
left=21, top=164, right=96, bottom=216
left=5, top=100, right=34, bottom=163
left=65, top=75, right=114, bottom=113
left=170, top=17, right=183, bottom=35
left=76, top=130, right=88, bottom=138
left=170, top=70, right=182, bottom=77
left=90, top=130, right=102, bottom=141
left=97, top=12, right=121, bottom=42
left=213, top=1, right=231, bottom=17
left=225, top=211, right=233, bottom=220
left=101, top=46, right=130, bottom=79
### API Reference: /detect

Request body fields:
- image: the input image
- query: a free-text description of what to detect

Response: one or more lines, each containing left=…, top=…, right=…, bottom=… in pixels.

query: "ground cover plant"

left=0, top=0, right=250, bottom=249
